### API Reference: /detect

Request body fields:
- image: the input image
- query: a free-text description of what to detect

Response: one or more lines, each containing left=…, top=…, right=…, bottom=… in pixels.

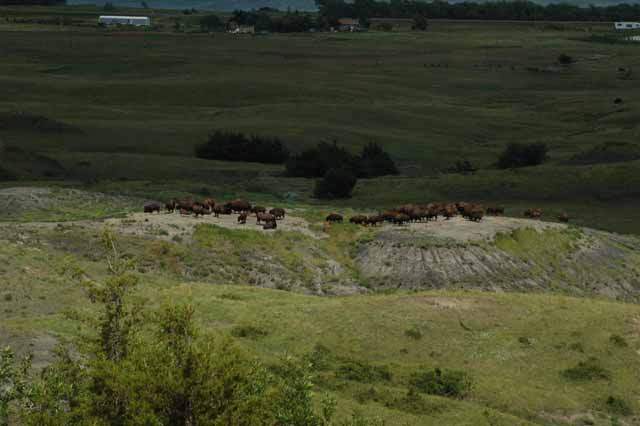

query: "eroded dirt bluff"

left=355, top=216, right=640, bottom=302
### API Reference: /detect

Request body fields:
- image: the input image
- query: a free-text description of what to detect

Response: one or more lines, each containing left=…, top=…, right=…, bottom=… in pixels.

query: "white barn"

left=615, top=22, right=640, bottom=30
left=99, top=16, right=151, bottom=26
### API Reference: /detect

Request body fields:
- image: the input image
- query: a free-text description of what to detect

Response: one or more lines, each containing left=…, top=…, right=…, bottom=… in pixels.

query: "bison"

left=213, top=205, right=232, bottom=217
left=179, top=208, right=191, bottom=216
left=256, top=213, right=276, bottom=224
left=558, top=212, right=570, bottom=223
left=486, top=206, right=505, bottom=216
left=365, top=215, right=383, bottom=226
left=263, top=220, right=277, bottom=230
left=392, top=213, right=410, bottom=225
left=225, top=199, right=251, bottom=213
left=326, top=213, right=343, bottom=223
left=269, top=208, right=285, bottom=220
left=237, top=213, right=248, bottom=224
left=524, top=208, right=543, bottom=219
left=165, top=199, right=177, bottom=213
left=144, top=203, right=161, bottom=214
left=177, top=197, right=194, bottom=211
left=192, top=204, right=207, bottom=217
left=202, top=198, right=216, bottom=211
left=349, top=215, right=367, bottom=225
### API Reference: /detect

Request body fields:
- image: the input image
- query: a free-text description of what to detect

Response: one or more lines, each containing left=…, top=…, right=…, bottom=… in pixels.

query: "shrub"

left=404, top=326, right=422, bottom=340
left=200, top=14, right=224, bottom=32
left=195, top=130, right=289, bottom=164
left=413, top=15, right=428, bottom=30
left=409, top=368, right=472, bottom=399
left=314, top=168, right=357, bottom=199
left=562, top=357, right=610, bottom=381
left=606, top=395, right=633, bottom=416
left=558, top=53, right=574, bottom=65
left=230, top=324, right=268, bottom=339
left=609, top=334, right=628, bottom=347
left=336, top=359, right=392, bottom=383
left=357, top=142, right=398, bottom=178
left=497, top=143, right=548, bottom=169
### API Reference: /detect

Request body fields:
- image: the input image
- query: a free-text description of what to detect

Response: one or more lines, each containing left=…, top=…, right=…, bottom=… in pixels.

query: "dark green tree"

left=314, top=168, right=357, bottom=199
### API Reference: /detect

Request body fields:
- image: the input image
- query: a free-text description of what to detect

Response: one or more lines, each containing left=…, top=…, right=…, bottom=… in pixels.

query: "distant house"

left=99, top=16, right=151, bottom=26
left=337, top=18, right=361, bottom=32
left=615, top=22, right=640, bottom=30
left=228, top=23, right=256, bottom=34
left=369, top=18, right=414, bottom=31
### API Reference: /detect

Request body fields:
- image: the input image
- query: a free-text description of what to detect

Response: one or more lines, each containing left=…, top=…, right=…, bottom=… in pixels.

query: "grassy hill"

left=1, top=211, right=640, bottom=425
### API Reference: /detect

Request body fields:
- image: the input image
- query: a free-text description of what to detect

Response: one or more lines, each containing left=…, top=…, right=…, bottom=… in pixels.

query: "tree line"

left=316, top=0, right=640, bottom=24
left=0, top=0, right=65, bottom=4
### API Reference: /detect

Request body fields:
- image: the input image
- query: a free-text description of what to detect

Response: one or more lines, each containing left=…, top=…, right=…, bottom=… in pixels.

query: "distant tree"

left=558, top=53, right=574, bottom=65
left=200, top=14, right=224, bottom=32
left=357, top=142, right=398, bottom=177
left=103, top=2, right=115, bottom=11
left=497, top=143, right=548, bottom=169
left=286, top=141, right=358, bottom=178
left=413, top=14, right=428, bottom=30
left=141, top=1, right=149, bottom=8
left=314, top=168, right=357, bottom=199
left=195, top=131, right=289, bottom=164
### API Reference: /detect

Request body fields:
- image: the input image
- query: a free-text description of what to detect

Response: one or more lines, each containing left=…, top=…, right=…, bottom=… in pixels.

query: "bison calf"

left=238, top=213, right=247, bottom=224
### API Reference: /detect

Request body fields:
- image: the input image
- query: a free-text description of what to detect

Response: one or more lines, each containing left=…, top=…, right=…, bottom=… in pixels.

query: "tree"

left=357, top=142, right=398, bottom=178
left=558, top=53, right=573, bottom=65
left=314, top=168, right=357, bottom=199
left=103, top=2, right=115, bottom=11
left=497, top=143, right=548, bottom=169
left=200, top=14, right=224, bottom=32
left=413, top=14, right=428, bottom=30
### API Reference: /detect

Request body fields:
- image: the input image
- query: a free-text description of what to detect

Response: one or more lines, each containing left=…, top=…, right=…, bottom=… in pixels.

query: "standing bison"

left=326, top=213, right=343, bottom=223
left=263, top=220, right=277, bottom=230
left=256, top=213, right=276, bottom=224
left=225, top=199, right=251, bottom=213
left=269, top=208, right=285, bottom=220
left=144, top=203, right=162, bottom=214
left=558, top=212, right=570, bottom=223
left=237, top=213, right=248, bottom=224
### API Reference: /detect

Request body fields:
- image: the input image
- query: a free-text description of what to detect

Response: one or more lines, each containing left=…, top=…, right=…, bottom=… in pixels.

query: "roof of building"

left=99, top=16, right=150, bottom=20
left=337, top=18, right=360, bottom=26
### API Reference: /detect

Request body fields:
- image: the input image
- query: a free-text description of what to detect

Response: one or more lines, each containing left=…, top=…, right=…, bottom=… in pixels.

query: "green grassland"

left=2, top=6, right=640, bottom=232
left=1, top=225, right=640, bottom=425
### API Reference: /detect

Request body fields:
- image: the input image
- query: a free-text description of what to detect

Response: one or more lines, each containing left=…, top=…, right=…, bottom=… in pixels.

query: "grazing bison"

left=466, top=207, right=485, bottom=222
left=486, top=206, right=505, bottom=216
left=192, top=204, right=207, bottom=217
left=263, top=220, right=277, bottom=230
left=558, top=212, right=570, bottom=223
left=256, top=213, right=276, bottom=224
left=225, top=199, right=251, bottom=213
left=326, top=213, right=343, bottom=223
left=251, top=205, right=266, bottom=215
left=179, top=208, right=191, bottom=216
left=144, top=203, right=162, bottom=214
left=392, top=213, right=410, bottom=225
left=524, top=208, right=543, bottom=219
left=165, top=199, right=177, bottom=213
left=177, top=197, right=194, bottom=211
left=365, top=215, right=383, bottom=226
left=269, top=208, right=285, bottom=220
left=237, top=213, right=248, bottom=224
left=442, top=204, right=457, bottom=220
left=213, top=205, right=232, bottom=217
left=202, top=198, right=216, bottom=211
left=349, top=215, right=367, bottom=225
left=380, top=211, right=397, bottom=223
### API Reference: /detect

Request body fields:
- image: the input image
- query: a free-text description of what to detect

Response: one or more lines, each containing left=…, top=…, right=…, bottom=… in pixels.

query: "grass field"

left=1, top=224, right=639, bottom=425
left=1, top=5, right=640, bottom=235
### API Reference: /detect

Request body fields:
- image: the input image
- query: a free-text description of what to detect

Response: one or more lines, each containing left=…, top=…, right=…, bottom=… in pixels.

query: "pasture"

left=1, top=6, right=640, bottom=235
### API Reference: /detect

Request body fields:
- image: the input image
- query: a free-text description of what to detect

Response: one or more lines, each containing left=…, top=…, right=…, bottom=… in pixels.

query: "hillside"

left=1, top=187, right=640, bottom=425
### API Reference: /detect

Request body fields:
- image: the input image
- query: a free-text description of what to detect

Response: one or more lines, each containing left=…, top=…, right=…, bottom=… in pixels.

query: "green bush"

left=336, top=359, right=392, bottom=383
left=314, top=168, right=357, bottom=199
left=606, top=395, right=633, bottom=416
left=409, top=368, right=473, bottom=399
left=558, top=53, right=573, bottom=65
left=562, top=358, right=610, bottom=381
left=404, top=326, right=423, bottom=340
left=497, top=143, right=548, bottom=169
left=609, top=334, right=628, bottom=347
left=230, top=324, right=268, bottom=339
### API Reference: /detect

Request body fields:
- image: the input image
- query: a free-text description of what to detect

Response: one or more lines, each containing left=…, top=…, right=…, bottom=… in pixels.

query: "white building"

left=99, top=16, right=151, bottom=26
left=614, top=22, right=640, bottom=30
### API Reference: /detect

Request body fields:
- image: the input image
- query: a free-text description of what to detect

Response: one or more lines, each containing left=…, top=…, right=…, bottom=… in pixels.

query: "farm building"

left=615, top=22, right=640, bottom=30
left=337, top=18, right=361, bottom=32
left=98, top=16, right=151, bottom=26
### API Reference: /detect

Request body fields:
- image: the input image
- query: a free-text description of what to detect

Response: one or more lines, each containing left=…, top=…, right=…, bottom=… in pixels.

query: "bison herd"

left=144, top=197, right=571, bottom=231
left=324, top=203, right=570, bottom=226
left=143, top=197, right=285, bottom=230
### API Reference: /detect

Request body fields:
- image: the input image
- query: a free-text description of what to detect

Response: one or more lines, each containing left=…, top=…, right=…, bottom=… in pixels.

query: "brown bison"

left=486, top=206, right=505, bottom=216
left=269, top=208, right=285, bottom=220
left=558, top=212, right=570, bottom=223
left=524, top=208, right=543, bottom=219
left=256, top=213, right=276, bottom=224
left=192, top=204, right=207, bottom=217
left=202, top=198, right=216, bottom=211
left=466, top=207, right=485, bottom=222
left=165, top=199, right=177, bottom=213
left=365, top=215, right=383, bottom=226
left=251, top=205, right=266, bottom=215
left=392, top=213, right=410, bottom=225
left=349, top=215, right=367, bottom=225
left=380, top=211, right=397, bottom=223
left=237, top=213, right=248, bottom=224
left=326, top=213, right=343, bottom=223
left=213, top=205, right=232, bottom=217
left=442, top=204, right=457, bottom=220
left=179, top=208, right=191, bottom=216
left=263, top=220, right=277, bottom=230
left=177, top=197, right=194, bottom=211
left=225, top=199, right=251, bottom=213
left=144, top=203, right=162, bottom=214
